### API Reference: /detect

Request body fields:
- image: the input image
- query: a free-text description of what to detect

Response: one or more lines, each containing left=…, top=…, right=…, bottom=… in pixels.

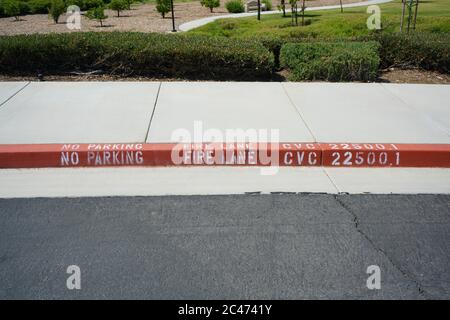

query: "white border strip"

left=1, top=167, right=450, bottom=198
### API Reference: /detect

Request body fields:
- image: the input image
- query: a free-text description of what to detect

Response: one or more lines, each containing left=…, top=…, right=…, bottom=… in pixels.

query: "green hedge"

left=244, top=34, right=352, bottom=70
left=225, top=0, right=244, bottom=13
left=370, top=33, right=450, bottom=74
left=251, top=32, right=450, bottom=75
left=280, top=42, right=380, bottom=82
left=0, top=32, right=274, bottom=80
left=0, top=0, right=31, bottom=16
left=28, top=0, right=51, bottom=13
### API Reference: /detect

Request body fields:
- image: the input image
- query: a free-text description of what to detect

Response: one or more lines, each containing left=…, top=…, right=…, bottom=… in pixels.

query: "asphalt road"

left=0, top=194, right=449, bottom=299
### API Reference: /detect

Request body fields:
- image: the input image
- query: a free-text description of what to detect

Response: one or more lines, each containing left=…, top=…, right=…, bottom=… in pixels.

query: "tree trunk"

left=291, top=5, right=294, bottom=25
left=413, top=0, right=419, bottom=30
left=301, top=0, right=305, bottom=26
left=292, top=3, right=298, bottom=26
left=339, top=0, right=343, bottom=13
left=400, top=0, right=406, bottom=32
left=406, top=0, right=413, bottom=33
left=117, top=11, right=120, bottom=17
left=257, top=0, right=261, bottom=20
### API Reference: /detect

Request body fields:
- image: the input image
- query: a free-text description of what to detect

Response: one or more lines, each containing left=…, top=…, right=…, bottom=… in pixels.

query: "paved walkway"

left=179, top=0, right=394, bottom=31
left=1, top=82, right=449, bottom=144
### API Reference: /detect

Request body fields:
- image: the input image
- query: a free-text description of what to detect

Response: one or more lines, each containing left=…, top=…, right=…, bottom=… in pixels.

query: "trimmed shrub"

left=86, top=5, right=107, bottom=26
left=155, top=0, right=170, bottom=18
left=3, top=0, right=21, bottom=19
left=242, top=34, right=330, bottom=68
left=109, top=0, right=126, bottom=17
left=369, top=33, right=450, bottom=74
left=280, top=41, right=380, bottom=81
left=225, top=0, right=244, bottom=13
left=242, top=34, right=322, bottom=69
left=84, top=0, right=103, bottom=9
left=18, top=1, right=31, bottom=15
left=28, top=0, right=51, bottom=13
left=200, top=0, right=219, bottom=13
left=65, top=0, right=85, bottom=10
left=244, top=34, right=285, bottom=68
left=0, top=32, right=275, bottom=80
left=49, top=0, right=65, bottom=23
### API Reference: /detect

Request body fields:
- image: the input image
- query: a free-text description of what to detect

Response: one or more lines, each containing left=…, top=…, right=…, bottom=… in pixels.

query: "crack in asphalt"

left=333, top=194, right=430, bottom=299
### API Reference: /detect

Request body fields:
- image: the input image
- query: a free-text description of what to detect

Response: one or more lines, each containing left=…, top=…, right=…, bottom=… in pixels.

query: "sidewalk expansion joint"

left=0, top=82, right=31, bottom=111
left=322, top=168, right=340, bottom=193
left=281, top=83, right=318, bottom=142
left=144, top=81, right=162, bottom=143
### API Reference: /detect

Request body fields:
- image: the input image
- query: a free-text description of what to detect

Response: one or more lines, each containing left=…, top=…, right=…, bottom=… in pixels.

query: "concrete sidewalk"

left=0, top=81, right=449, bottom=197
left=0, top=167, right=449, bottom=198
left=0, top=81, right=449, bottom=144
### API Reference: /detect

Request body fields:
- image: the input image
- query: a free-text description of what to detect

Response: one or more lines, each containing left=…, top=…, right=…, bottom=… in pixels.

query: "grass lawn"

left=188, top=0, right=450, bottom=38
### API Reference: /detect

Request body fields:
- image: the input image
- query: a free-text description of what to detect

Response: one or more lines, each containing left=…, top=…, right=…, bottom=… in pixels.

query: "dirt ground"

left=1, top=68, right=449, bottom=84
left=0, top=0, right=362, bottom=35
left=379, top=68, right=450, bottom=84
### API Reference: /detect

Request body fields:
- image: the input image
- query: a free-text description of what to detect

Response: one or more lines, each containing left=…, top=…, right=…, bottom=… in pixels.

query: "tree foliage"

left=49, top=0, right=65, bottom=23
left=86, top=5, right=108, bottom=26
left=109, top=0, right=127, bottom=17
left=200, top=0, right=219, bottom=13
left=3, top=0, right=21, bottom=20
left=156, top=0, right=171, bottom=18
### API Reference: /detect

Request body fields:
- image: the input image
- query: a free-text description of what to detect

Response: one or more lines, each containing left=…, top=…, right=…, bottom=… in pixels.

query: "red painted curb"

left=320, top=143, right=450, bottom=168
left=0, top=142, right=449, bottom=169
